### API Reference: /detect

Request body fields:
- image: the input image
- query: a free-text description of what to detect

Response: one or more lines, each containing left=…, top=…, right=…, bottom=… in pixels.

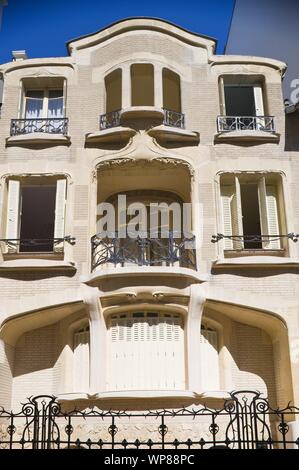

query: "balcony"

left=91, top=231, right=196, bottom=271
left=7, top=118, right=70, bottom=145
left=215, top=116, right=279, bottom=143
left=99, top=108, right=185, bottom=131
left=87, top=107, right=198, bottom=144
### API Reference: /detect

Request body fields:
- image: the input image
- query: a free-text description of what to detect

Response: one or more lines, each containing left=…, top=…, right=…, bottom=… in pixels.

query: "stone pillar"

left=186, top=283, right=206, bottom=392
left=122, top=64, right=131, bottom=109
left=154, top=64, right=163, bottom=109
left=81, top=285, right=106, bottom=394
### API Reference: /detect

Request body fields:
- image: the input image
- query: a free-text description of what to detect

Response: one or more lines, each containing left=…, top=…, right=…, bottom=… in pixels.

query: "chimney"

left=12, top=50, right=28, bottom=61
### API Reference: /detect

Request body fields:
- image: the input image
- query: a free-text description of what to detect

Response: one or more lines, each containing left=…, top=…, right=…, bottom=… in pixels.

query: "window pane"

left=240, top=184, right=262, bottom=249
left=19, top=186, right=56, bottom=252
left=25, top=91, right=43, bottom=118
left=224, top=86, right=256, bottom=116
left=48, top=90, right=63, bottom=118
left=131, top=64, right=154, bottom=106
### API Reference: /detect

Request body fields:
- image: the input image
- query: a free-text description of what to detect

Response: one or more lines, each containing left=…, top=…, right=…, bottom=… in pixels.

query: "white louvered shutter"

left=258, top=177, right=270, bottom=248
left=54, top=179, right=67, bottom=253
left=108, top=313, right=185, bottom=391
left=6, top=180, right=21, bottom=253
left=221, top=185, right=234, bottom=249
left=200, top=326, right=220, bottom=391
left=219, top=77, right=226, bottom=115
left=253, top=85, right=264, bottom=116
left=231, top=177, right=244, bottom=249
left=73, top=327, right=90, bottom=392
left=266, top=184, right=281, bottom=249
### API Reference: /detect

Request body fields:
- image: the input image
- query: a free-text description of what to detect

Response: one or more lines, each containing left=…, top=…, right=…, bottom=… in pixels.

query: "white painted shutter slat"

left=266, top=184, right=281, bottom=249
left=54, top=179, right=67, bottom=252
left=6, top=180, right=21, bottom=253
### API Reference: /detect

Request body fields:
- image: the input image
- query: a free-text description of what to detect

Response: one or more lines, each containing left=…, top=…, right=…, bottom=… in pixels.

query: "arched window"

left=162, top=69, right=181, bottom=113
left=131, top=64, right=154, bottom=106
left=200, top=324, right=220, bottom=390
left=105, top=69, right=122, bottom=113
left=107, top=312, right=185, bottom=391
left=73, top=325, right=90, bottom=392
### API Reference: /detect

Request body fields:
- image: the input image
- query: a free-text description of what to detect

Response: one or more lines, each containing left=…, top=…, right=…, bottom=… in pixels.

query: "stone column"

left=186, top=283, right=206, bottom=392
left=81, top=285, right=106, bottom=394
left=154, top=64, right=163, bottom=109
left=122, top=64, right=131, bottom=109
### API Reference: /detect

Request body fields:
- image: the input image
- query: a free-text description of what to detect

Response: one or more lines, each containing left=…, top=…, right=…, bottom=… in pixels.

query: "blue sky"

left=0, top=0, right=235, bottom=64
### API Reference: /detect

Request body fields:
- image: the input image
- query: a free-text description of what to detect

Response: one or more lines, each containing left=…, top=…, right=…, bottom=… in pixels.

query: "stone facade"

left=0, top=19, right=298, bottom=440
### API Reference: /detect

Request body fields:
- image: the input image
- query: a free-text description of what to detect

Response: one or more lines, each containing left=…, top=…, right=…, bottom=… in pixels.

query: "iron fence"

left=0, top=391, right=298, bottom=449
left=91, top=231, right=196, bottom=271
left=163, top=109, right=185, bottom=129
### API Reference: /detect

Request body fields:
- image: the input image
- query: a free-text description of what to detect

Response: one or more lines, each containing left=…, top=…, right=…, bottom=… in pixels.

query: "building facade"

left=0, top=18, right=299, bottom=444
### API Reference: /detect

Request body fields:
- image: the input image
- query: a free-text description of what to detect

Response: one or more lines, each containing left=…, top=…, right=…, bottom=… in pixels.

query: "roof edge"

left=66, top=16, right=218, bottom=54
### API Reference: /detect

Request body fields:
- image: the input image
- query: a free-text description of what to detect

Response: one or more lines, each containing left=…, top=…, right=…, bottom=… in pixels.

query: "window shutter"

left=108, top=313, right=184, bottom=391
left=219, top=77, right=226, bottom=115
left=258, top=177, right=270, bottom=248
left=73, top=327, right=90, bottom=392
left=5, top=180, right=21, bottom=253
left=18, top=82, right=24, bottom=118
left=200, top=326, right=220, bottom=391
left=266, top=184, right=281, bottom=249
left=253, top=85, right=264, bottom=116
left=54, top=178, right=67, bottom=253
left=231, top=177, right=243, bottom=249
left=63, top=79, right=67, bottom=117
left=221, top=185, right=234, bottom=249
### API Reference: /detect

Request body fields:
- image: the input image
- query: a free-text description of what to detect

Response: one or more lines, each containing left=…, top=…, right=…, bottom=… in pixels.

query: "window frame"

left=216, top=172, right=288, bottom=255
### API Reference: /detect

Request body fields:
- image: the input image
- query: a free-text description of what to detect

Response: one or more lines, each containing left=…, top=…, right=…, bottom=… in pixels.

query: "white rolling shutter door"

left=200, top=326, right=220, bottom=391
left=73, top=326, right=90, bottom=392
left=108, top=312, right=185, bottom=391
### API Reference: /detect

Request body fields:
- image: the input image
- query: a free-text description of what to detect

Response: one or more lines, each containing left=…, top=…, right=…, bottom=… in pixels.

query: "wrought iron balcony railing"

left=0, top=236, right=76, bottom=253
left=99, top=108, right=185, bottom=130
left=91, top=231, right=196, bottom=271
left=99, top=109, right=122, bottom=130
left=217, top=115, right=275, bottom=133
left=162, top=108, right=185, bottom=129
left=10, top=118, right=69, bottom=136
left=211, top=233, right=298, bottom=244
left=0, top=390, right=298, bottom=449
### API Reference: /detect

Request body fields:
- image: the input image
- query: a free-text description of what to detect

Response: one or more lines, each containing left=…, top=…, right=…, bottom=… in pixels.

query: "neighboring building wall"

left=225, top=0, right=299, bottom=100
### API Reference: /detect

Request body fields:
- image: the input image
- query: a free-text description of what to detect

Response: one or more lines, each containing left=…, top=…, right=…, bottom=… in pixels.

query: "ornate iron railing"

left=211, top=233, right=298, bottom=244
left=163, top=109, right=185, bottom=129
left=0, top=236, right=76, bottom=253
left=99, top=108, right=185, bottom=130
left=0, top=391, right=298, bottom=449
left=10, top=118, right=69, bottom=136
left=91, top=231, right=196, bottom=271
left=100, top=110, right=122, bottom=130
left=217, top=116, right=275, bottom=133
